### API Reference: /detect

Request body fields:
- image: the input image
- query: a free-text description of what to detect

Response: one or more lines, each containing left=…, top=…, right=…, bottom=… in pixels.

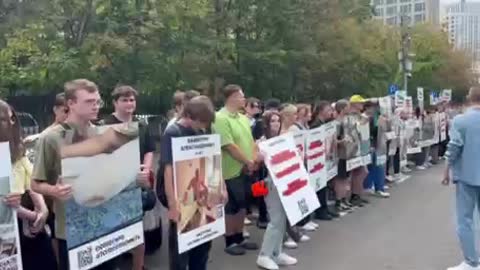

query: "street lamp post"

left=399, top=15, right=413, bottom=95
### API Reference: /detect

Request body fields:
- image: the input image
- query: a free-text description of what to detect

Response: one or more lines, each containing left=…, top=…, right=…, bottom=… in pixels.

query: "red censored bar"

left=309, top=163, right=325, bottom=174
left=282, top=179, right=308, bottom=196
left=308, top=140, right=323, bottom=150
left=270, top=150, right=296, bottom=165
left=308, top=151, right=324, bottom=160
left=275, top=163, right=301, bottom=179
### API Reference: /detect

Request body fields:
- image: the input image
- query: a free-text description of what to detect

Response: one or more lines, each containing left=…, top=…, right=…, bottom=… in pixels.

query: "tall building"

left=445, top=0, right=480, bottom=70
left=372, top=0, right=441, bottom=26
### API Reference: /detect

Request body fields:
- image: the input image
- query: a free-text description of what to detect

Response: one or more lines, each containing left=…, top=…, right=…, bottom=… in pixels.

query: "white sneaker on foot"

left=299, top=234, right=310, bottom=242
left=301, top=223, right=316, bottom=232
left=257, top=256, right=279, bottom=270
left=416, top=165, right=426, bottom=170
left=244, top=218, right=252, bottom=226
left=274, top=253, right=298, bottom=266
left=447, top=261, right=480, bottom=270
left=283, top=238, right=298, bottom=249
left=365, top=188, right=375, bottom=195
left=243, top=229, right=250, bottom=238
left=307, top=221, right=319, bottom=229
left=384, top=185, right=390, bottom=190
left=375, top=191, right=390, bottom=198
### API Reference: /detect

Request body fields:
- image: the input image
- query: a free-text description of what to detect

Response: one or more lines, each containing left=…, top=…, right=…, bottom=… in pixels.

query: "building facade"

left=446, top=0, right=480, bottom=71
left=372, top=0, right=440, bottom=26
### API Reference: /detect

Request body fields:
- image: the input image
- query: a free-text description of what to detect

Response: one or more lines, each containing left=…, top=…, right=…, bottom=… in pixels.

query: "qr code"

left=297, top=198, right=309, bottom=216
left=216, top=205, right=224, bottom=218
left=77, top=247, right=93, bottom=268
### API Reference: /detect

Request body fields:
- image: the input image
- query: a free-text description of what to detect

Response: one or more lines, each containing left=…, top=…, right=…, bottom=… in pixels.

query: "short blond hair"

left=64, top=79, right=99, bottom=101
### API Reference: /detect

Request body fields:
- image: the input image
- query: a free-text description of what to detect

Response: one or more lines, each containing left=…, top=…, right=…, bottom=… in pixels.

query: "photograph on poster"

left=175, top=155, right=223, bottom=234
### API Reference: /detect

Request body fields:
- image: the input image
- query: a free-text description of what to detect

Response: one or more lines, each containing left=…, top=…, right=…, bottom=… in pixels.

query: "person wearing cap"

left=348, top=95, right=370, bottom=207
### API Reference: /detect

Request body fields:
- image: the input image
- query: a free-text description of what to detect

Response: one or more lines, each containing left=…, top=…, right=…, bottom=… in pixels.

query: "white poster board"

left=259, top=134, right=320, bottom=225
left=171, top=135, right=225, bottom=254
left=0, top=143, right=23, bottom=270
left=323, top=122, right=338, bottom=181
left=306, top=127, right=327, bottom=191
left=440, top=112, right=448, bottom=142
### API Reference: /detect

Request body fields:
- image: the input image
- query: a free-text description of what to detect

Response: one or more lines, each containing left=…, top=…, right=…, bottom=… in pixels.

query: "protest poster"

left=306, top=127, right=327, bottom=191
left=442, top=89, right=452, bottom=103
left=376, top=116, right=389, bottom=166
left=432, top=112, right=441, bottom=145
left=292, top=130, right=307, bottom=161
left=395, top=90, right=407, bottom=108
left=379, top=96, right=393, bottom=118
left=345, top=115, right=363, bottom=172
left=323, top=121, right=338, bottom=181
left=258, top=134, right=320, bottom=225
left=357, top=120, right=371, bottom=166
left=171, top=134, right=225, bottom=253
left=417, top=87, right=424, bottom=102
left=406, top=119, right=422, bottom=154
left=0, top=143, right=22, bottom=270
left=61, top=123, right=144, bottom=270
left=439, top=112, right=448, bottom=142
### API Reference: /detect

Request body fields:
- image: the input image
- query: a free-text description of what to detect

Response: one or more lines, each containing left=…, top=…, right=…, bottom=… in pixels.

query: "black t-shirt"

left=102, top=114, right=155, bottom=163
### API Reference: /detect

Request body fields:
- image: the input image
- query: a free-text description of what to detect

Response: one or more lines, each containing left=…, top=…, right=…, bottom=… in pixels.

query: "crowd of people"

left=0, top=79, right=463, bottom=270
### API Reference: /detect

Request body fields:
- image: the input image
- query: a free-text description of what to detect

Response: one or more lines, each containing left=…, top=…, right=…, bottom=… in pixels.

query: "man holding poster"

left=31, top=79, right=145, bottom=270
left=160, top=96, right=223, bottom=270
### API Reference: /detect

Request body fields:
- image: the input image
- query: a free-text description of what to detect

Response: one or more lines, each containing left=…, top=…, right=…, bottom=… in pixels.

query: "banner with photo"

left=306, top=127, right=327, bottom=191
left=61, top=123, right=144, bottom=270
left=323, top=122, right=338, bottom=181
left=376, top=116, right=389, bottom=166
left=0, top=143, right=22, bottom=270
left=345, top=115, right=363, bottom=172
left=171, top=135, right=225, bottom=254
left=439, top=112, right=448, bottom=142
left=442, top=89, right=452, bottom=103
left=379, top=96, right=393, bottom=118
left=358, top=119, right=371, bottom=166
left=406, top=119, right=422, bottom=154
left=292, top=130, right=307, bottom=161
left=259, top=134, right=320, bottom=225
left=395, top=90, right=407, bottom=108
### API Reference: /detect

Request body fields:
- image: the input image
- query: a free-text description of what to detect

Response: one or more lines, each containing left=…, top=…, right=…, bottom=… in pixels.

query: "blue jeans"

left=456, top=182, right=480, bottom=267
left=364, top=153, right=385, bottom=192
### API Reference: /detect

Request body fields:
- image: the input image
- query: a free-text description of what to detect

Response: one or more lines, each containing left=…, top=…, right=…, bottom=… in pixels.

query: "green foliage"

left=0, top=0, right=474, bottom=112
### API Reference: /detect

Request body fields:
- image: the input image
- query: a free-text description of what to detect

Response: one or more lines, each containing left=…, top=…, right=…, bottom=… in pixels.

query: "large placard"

left=323, top=122, right=338, bottom=181
left=61, top=124, right=144, bottom=270
left=171, top=135, right=225, bottom=254
left=259, top=134, right=320, bottom=225
left=306, top=127, right=327, bottom=191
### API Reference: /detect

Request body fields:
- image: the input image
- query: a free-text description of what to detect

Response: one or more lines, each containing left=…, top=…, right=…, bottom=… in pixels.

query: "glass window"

left=414, top=3, right=425, bottom=12
left=375, top=7, right=384, bottom=16
left=387, top=6, right=397, bottom=15
left=414, top=14, right=424, bottom=23
left=386, top=0, right=396, bottom=4
left=373, top=0, right=384, bottom=5
left=400, top=4, right=412, bottom=13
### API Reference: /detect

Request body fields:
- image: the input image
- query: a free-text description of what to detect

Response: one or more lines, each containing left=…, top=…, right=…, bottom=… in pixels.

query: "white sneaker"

left=365, top=188, right=375, bottom=195
left=385, top=175, right=394, bottom=182
left=274, top=253, right=298, bottom=266
left=244, top=218, right=252, bottom=226
left=402, top=167, right=412, bottom=173
left=416, top=165, right=426, bottom=170
left=257, top=256, right=279, bottom=270
left=447, top=261, right=480, bottom=270
left=243, top=229, right=250, bottom=238
left=283, top=238, right=298, bottom=249
left=375, top=191, right=390, bottom=198
left=307, top=221, right=319, bottom=229
left=299, top=234, right=310, bottom=242
left=384, top=185, right=390, bottom=190
left=301, top=223, right=316, bottom=232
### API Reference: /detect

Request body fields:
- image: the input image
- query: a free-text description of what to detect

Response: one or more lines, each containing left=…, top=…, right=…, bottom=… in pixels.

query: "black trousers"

left=386, top=146, right=400, bottom=175
left=168, top=222, right=212, bottom=270
left=19, top=219, right=58, bottom=270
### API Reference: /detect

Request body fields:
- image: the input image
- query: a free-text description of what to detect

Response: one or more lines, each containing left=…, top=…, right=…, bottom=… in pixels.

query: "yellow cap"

left=350, top=95, right=366, bottom=103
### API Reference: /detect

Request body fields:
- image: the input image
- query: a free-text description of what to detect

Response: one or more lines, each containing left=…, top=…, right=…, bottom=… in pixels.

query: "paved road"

left=136, top=164, right=463, bottom=270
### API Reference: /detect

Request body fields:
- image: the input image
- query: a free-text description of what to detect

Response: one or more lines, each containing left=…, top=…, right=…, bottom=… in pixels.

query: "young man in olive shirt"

left=31, top=79, right=146, bottom=270
left=213, top=84, right=259, bottom=256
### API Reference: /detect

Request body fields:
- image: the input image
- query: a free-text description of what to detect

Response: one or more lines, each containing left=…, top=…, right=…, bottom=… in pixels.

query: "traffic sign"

left=388, top=84, right=399, bottom=95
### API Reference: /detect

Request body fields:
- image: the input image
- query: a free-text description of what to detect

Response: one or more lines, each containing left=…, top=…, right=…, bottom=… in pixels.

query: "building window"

left=414, top=14, right=425, bottom=23
left=400, top=4, right=412, bottom=13
left=373, top=0, right=384, bottom=5
left=386, top=0, right=396, bottom=4
left=400, top=0, right=410, bottom=2
left=414, top=3, right=425, bottom=12
left=387, top=6, right=397, bottom=16
left=375, top=7, right=384, bottom=16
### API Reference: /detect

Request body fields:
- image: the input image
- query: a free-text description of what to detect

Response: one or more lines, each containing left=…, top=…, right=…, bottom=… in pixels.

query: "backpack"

left=156, top=123, right=182, bottom=208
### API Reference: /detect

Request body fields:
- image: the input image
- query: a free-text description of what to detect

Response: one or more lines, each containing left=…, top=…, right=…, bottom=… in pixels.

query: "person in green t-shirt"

left=213, top=84, right=259, bottom=256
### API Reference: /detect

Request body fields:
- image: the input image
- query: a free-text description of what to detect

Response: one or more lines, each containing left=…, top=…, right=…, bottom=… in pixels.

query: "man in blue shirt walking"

left=443, top=86, right=480, bottom=270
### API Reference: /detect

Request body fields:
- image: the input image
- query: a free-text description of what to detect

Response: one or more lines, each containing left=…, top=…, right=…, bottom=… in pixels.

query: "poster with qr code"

left=259, top=134, right=320, bottom=225
left=172, top=134, right=225, bottom=254
left=60, top=123, right=144, bottom=270
left=0, top=143, right=22, bottom=270
left=306, top=126, right=327, bottom=191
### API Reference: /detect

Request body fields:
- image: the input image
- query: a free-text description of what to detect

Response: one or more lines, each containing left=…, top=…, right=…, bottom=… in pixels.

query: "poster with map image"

left=0, top=143, right=22, bottom=270
left=171, top=134, right=225, bottom=254
left=60, top=123, right=144, bottom=270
